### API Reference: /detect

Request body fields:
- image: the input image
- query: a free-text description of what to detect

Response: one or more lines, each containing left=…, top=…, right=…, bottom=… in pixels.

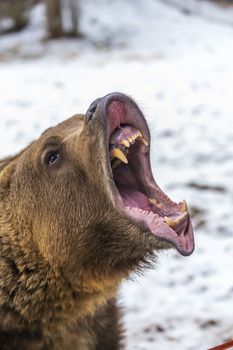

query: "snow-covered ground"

left=0, top=1, right=233, bottom=349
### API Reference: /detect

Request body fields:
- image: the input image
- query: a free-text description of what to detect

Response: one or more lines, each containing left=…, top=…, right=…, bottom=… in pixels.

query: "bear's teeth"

left=164, top=211, right=188, bottom=229
left=164, top=217, right=177, bottom=228
left=110, top=148, right=128, bottom=164
left=180, top=199, right=188, bottom=213
left=138, top=137, right=149, bottom=146
left=120, top=140, right=130, bottom=148
left=176, top=211, right=188, bottom=223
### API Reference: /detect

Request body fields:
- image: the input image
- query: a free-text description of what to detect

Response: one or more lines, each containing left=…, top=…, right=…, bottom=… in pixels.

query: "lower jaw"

left=113, top=190, right=194, bottom=256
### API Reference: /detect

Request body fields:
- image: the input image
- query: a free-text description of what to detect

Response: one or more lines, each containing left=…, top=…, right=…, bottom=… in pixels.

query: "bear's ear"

left=0, top=144, right=32, bottom=196
left=0, top=157, right=14, bottom=172
left=0, top=156, right=17, bottom=197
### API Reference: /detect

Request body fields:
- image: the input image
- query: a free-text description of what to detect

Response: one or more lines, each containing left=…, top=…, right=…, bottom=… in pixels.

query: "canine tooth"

left=137, top=130, right=142, bottom=137
left=164, top=216, right=177, bottom=229
left=139, top=137, right=149, bottom=146
left=120, top=140, right=130, bottom=148
left=111, top=148, right=128, bottom=164
left=180, top=199, right=188, bottom=213
left=128, top=137, right=133, bottom=143
left=175, top=212, right=188, bottom=224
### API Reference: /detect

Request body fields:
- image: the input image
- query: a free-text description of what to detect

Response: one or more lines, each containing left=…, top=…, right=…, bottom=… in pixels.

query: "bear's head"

left=0, top=93, right=194, bottom=326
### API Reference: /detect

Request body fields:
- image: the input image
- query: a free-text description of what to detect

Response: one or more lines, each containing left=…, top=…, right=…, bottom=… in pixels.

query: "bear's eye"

left=44, top=151, right=60, bottom=166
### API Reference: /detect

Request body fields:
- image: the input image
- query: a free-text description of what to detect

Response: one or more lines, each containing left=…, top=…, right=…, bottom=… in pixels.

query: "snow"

left=0, top=0, right=233, bottom=349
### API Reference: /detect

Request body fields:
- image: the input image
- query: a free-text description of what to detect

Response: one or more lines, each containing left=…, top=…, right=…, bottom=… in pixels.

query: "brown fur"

left=0, top=113, right=168, bottom=349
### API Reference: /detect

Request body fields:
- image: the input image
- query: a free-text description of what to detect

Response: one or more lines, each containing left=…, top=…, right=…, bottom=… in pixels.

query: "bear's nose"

left=86, top=93, right=129, bottom=122
left=86, top=98, right=102, bottom=121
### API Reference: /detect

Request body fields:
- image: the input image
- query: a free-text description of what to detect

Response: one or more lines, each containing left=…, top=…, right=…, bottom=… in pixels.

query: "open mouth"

left=88, top=93, right=194, bottom=256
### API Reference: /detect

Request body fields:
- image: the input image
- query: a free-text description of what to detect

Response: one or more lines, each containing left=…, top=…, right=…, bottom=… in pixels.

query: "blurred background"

left=0, top=0, right=233, bottom=349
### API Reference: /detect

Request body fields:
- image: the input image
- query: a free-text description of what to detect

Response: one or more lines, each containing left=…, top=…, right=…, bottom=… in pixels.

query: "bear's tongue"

left=118, top=188, right=151, bottom=211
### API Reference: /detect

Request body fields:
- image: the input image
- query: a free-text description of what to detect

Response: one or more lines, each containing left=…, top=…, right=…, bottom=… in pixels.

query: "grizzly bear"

left=0, top=93, right=194, bottom=349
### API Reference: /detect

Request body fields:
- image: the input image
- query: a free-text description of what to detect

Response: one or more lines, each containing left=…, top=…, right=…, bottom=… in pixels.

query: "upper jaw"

left=86, top=92, right=150, bottom=140
left=86, top=93, right=195, bottom=257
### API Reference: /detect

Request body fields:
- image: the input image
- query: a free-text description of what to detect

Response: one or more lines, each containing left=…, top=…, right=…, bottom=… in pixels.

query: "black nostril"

left=86, top=97, right=102, bottom=122
left=86, top=105, right=97, bottom=121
